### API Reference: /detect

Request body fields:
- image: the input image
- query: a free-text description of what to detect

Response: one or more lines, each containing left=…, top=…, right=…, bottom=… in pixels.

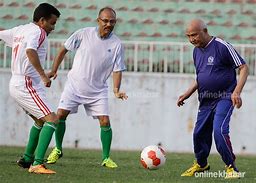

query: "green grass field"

left=0, top=146, right=255, bottom=183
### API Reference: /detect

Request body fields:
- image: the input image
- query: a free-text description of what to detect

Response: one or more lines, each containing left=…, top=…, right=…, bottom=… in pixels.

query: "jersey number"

left=13, top=44, right=20, bottom=60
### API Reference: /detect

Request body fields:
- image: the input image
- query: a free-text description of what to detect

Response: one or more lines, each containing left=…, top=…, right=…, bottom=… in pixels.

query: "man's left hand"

left=114, top=91, right=128, bottom=100
left=231, top=92, right=242, bottom=108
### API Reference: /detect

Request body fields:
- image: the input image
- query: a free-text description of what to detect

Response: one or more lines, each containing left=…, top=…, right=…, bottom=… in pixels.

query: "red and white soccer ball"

left=140, top=145, right=166, bottom=170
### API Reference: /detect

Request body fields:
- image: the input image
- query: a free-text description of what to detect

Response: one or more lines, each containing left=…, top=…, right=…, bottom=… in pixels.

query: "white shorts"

left=9, top=75, right=52, bottom=119
left=58, top=80, right=109, bottom=117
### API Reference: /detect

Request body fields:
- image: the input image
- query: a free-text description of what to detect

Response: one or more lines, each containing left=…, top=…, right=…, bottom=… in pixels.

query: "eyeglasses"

left=98, top=18, right=116, bottom=25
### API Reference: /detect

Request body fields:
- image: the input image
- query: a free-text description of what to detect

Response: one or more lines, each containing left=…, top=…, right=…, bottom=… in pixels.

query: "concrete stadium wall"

left=1, top=70, right=256, bottom=154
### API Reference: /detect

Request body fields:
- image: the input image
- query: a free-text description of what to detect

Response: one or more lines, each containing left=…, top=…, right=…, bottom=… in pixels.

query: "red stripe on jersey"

left=38, top=28, right=46, bottom=48
left=25, top=76, right=51, bottom=116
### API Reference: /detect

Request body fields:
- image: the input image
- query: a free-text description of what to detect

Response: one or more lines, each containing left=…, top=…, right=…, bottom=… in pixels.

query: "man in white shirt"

left=46, top=7, right=127, bottom=168
left=0, top=3, right=60, bottom=174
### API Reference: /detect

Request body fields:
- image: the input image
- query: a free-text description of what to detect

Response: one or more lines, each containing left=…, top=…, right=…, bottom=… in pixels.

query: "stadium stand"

left=1, top=0, right=254, bottom=43
left=0, top=0, right=255, bottom=74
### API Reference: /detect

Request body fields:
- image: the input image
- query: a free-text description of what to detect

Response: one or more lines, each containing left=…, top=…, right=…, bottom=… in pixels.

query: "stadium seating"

left=0, top=0, right=255, bottom=74
left=0, top=0, right=254, bottom=43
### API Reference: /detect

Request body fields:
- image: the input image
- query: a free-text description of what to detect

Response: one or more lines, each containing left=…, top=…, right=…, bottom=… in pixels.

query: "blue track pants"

left=193, top=99, right=236, bottom=167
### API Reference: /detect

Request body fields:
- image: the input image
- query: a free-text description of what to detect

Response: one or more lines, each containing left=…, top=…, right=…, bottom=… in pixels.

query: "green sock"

left=100, top=126, right=112, bottom=160
left=33, top=122, right=56, bottom=165
left=55, top=119, right=66, bottom=151
left=24, top=124, right=42, bottom=162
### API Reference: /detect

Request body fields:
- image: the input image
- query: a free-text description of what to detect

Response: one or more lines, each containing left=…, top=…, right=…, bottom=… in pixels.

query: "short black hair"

left=98, top=7, right=116, bottom=17
left=33, top=3, right=60, bottom=22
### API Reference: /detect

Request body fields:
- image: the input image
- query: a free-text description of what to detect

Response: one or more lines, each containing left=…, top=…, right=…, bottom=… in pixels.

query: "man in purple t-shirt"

left=177, top=19, right=248, bottom=179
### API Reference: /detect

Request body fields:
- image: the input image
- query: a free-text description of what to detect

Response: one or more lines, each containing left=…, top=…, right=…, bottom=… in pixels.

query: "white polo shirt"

left=64, top=27, right=126, bottom=99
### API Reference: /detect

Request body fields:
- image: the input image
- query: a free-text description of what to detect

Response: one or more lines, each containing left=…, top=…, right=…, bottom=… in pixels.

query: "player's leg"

left=26, top=77, right=59, bottom=173
left=28, top=112, right=58, bottom=174
left=98, top=116, right=112, bottom=160
left=213, top=99, right=235, bottom=165
left=98, top=115, right=117, bottom=168
left=55, top=109, right=70, bottom=151
left=17, top=113, right=59, bottom=174
left=213, top=99, right=239, bottom=178
left=47, top=109, right=70, bottom=164
left=33, top=113, right=58, bottom=165
left=194, top=107, right=214, bottom=167
left=85, top=97, right=117, bottom=168
left=11, top=76, right=57, bottom=173
left=17, top=115, right=44, bottom=168
left=47, top=80, right=78, bottom=164
left=181, top=106, right=213, bottom=176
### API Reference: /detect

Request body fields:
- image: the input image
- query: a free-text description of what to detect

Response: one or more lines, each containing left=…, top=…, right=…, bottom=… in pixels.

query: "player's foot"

left=28, top=164, right=56, bottom=174
left=17, top=157, right=33, bottom=168
left=181, top=160, right=210, bottom=176
left=47, top=147, right=63, bottom=164
left=225, top=165, right=240, bottom=179
left=101, top=157, right=118, bottom=168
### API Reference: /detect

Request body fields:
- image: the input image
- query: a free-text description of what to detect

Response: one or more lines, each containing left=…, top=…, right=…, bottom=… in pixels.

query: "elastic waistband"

left=11, top=75, right=41, bottom=84
left=11, top=75, right=25, bottom=80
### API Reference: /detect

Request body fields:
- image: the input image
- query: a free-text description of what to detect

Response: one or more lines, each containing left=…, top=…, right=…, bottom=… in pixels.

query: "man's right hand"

left=40, top=74, right=51, bottom=87
left=177, top=94, right=188, bottom=107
